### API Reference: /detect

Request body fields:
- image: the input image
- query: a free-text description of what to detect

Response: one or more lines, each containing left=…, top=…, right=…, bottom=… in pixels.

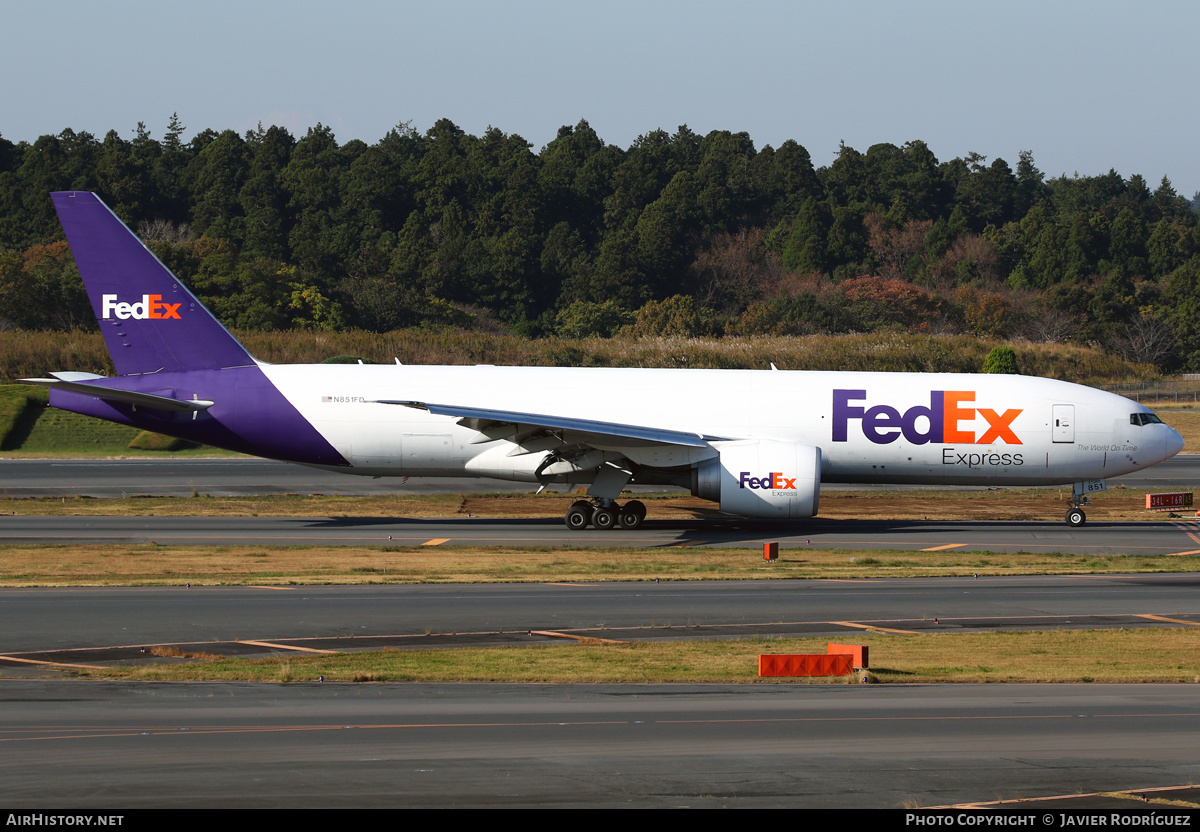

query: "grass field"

left=0, top=542, right=1196, bottom=586
left=1157, top=405, right=1200, bottom=450
left=79, top=629, right=1200, bottom=685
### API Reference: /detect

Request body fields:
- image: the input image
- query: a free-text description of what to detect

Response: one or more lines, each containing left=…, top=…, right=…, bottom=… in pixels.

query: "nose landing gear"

left=563, top=498, right=647, bottom=531
left=1064, top=480, right=1101, bottom=527
left=1065, top=505, right=1087, bottom=527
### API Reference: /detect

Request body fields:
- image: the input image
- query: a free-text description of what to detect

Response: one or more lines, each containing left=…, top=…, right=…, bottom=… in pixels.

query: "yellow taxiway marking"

left=830, top=621, right=920, bottom=635
left=941, top=783, right=1200, bottom=809
left=0, top=655, right=106, bottom=670
left=247, top=585, right=296, bottom=590
left=1164, top=549, right=1200, bottom=557
left=236, top=640, right=337, bottom=654
left=920, top=543, right=967, bottom=551
left=1137, top=614, right=1200, bottom=627
left=422, top=538, right=451, bottom=546
left=531, top=630, right=628, bottom=645
left=1170, top=521, right=1200, bottom=545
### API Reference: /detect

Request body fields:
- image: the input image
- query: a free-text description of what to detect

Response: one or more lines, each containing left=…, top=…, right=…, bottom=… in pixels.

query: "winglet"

left=51, top=191, right=255, bottom=376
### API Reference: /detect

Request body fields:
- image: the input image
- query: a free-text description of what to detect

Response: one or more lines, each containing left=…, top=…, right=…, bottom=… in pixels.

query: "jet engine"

left=692, top=439, right=821, bottom=519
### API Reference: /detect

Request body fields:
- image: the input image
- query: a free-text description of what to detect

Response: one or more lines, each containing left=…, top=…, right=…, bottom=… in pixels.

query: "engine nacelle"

left=693, top=439, right=821, bottom=519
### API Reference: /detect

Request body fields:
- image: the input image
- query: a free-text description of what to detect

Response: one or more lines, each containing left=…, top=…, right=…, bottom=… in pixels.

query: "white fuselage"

left=261, top=364, right=1182, bottom=487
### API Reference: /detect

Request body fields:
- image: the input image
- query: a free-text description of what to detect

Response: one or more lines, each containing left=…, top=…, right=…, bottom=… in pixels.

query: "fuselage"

left=251, top=364, right=1182, bottom=487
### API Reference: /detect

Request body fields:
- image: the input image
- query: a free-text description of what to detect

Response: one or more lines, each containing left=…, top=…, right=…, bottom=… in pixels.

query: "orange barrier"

left=763, top=542, right=778, bottom=561
left=827, top=643, right=869, bottom=668
left=758, top=653, right=853, bottom=677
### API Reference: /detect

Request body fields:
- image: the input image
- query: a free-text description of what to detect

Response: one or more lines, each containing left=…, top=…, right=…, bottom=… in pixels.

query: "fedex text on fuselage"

left=833, top=389, right=1023, bottom=446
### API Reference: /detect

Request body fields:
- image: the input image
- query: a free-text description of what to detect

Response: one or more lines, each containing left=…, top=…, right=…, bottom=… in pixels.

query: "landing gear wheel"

left=619, top=509, right=643, bottom=530
left=565, top=501, right=593, bottom=531
left=618, top=500, right=646, bottom=530
left=1066, top=507, right=1086, bottom=527
left=592, top=506, right=617, bottom=530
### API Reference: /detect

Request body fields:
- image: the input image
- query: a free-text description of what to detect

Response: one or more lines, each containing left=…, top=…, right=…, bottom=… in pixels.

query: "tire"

left=592, top=506, right=617, bottom=530
left=565, top=502, right=592, bottom=531
left=1065, top=507, right=1086, bottom=527
left=618, top=509, right=643, bottom=530
left=623, top=500, right=646, bottom=521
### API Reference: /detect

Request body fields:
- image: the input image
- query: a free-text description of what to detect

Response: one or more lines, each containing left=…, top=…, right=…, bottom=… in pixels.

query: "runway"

left=5, top=514, right=1200, bottom=555
left=2, top=453, right=1199, bottom=498
left=2, top=574, right=1199, bottom=657
left=2, top=576, right=1200, bottom=807
left=3, top=458, right=1200, bottom=807
left=2, top=680, right=1198, bottom=808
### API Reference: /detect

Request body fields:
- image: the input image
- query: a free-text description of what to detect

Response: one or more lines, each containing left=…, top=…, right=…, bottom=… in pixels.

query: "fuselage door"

left=1052, top=404, right=1074, bottom=443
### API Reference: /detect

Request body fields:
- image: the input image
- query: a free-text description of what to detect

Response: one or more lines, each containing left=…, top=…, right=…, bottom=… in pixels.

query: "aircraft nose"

left=1165, top=426, right=1185, bottom=460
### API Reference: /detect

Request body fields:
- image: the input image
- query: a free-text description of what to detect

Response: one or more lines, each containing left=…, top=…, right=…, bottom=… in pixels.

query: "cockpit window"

left=1130, top=413, right=1164, bottom=426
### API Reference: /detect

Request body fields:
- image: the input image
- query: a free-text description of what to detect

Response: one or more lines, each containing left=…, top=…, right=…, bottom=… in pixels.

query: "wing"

left=371, top=399, right=727, bottom=454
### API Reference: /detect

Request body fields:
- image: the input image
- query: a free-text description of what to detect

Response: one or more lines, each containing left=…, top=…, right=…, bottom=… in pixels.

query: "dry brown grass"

left=0, top=329, right=1158, bottom=385
left=1156, top=406, right=1200, bottom=451
left=148, top=646, right=224, bottom=661
left=89, top=629, right=1200, bottom=684
left=0, top=540, right=1195, bottom=587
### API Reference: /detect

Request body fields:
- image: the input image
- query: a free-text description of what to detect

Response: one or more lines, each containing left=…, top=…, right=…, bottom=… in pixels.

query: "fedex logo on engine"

left=739, top=472, right=797, bottom=490
left=833, top=389, right=1022, bottom=445
left=101, top=294, right=182, bottom=320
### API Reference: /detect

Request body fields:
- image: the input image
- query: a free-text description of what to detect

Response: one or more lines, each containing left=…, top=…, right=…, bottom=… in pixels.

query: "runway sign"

left=1146, top=492, right=1193, bottom=510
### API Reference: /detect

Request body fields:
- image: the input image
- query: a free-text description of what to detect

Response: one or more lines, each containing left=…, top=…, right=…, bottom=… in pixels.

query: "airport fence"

left=1103, top=378, right=1200, bottom=403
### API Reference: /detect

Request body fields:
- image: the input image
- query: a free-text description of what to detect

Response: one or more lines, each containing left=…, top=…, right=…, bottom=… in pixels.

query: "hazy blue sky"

left=4, top=0, right=1197, bottom=196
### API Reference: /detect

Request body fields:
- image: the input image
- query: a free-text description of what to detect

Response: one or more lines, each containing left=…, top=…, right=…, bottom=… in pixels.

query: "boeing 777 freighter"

left=20, top=192, right=1184, bottom=529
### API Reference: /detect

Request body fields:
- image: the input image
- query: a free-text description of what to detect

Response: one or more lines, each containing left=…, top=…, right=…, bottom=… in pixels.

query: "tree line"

left=1, top=116, right=1199, bottom=369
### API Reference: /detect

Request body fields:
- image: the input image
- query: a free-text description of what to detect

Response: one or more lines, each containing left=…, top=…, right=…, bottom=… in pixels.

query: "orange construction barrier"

left=758, top=654, right=853, bottom=677
left=827, top=643, right=868, bottom=668
left=763, top=542, right=778, bottom=561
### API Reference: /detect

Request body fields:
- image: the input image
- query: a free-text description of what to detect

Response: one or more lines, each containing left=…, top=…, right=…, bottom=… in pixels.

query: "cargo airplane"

left=21, top=192, right=1184, bottom=529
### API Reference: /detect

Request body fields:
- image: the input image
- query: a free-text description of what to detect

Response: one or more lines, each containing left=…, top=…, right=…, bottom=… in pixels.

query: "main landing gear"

left=564, top=499, right=647, bottom=531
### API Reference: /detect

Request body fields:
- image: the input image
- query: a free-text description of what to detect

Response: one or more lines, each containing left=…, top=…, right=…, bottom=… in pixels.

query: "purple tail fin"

left=51, top=191, right=255, bottom=376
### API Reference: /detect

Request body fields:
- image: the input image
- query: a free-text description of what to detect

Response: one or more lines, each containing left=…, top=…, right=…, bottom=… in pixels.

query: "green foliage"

left=781, top=198, right=831, bottom=274
left=0, top=385, right=47, bottom=449
left=624, top=295, right=720, bottom=337
left=0, top=117, right=1197, bottom=367
left=729, top=294, right=837, bottom=336
left=554, top=300, right=633, bottom=338
left=0, top=242, right=93, bottom=329
left=982, top=345, right=1021, bottom=374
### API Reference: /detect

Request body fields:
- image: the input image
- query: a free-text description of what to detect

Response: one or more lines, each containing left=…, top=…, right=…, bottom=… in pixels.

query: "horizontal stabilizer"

left=19, top=377, right=214, bottom=413
left=373, top=400, right=724, bottom=447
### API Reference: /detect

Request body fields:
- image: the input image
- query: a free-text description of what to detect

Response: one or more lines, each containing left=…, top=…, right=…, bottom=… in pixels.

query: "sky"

left=3, top=0, right=1197, bottom=198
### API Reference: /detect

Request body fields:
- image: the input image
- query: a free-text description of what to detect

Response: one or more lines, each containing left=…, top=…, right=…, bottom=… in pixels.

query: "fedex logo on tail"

left=101, top=294, right=181, bottom=320
left=833, top=389, right=1022, bottom=445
